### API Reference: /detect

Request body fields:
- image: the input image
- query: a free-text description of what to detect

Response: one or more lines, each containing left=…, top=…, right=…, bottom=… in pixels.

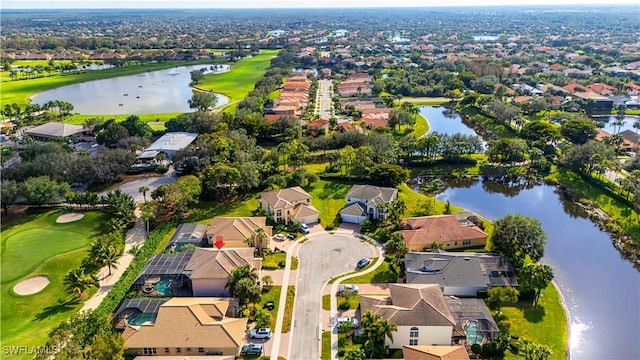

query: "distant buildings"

left=25, top=122, right=85, bottom=141
left=137, top=132, right=198, bottom=161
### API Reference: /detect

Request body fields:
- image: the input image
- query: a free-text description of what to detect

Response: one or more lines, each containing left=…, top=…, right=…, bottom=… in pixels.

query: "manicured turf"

left=64, top=112, right=182, bottom=125
left=1, top=210, right=104, bottom=359
left=263, top=252, right=287, bottom=269
left=184, top=193, right=261, bottom=224
left=304, top=179, right=351, bottom=228
left=502, top=285, right=569, bottom=360
left=195, top=50, right=279, bottom=102
left=346, top=258, right=399, bottom=284
left=282, top=286, right=295, bottom=333
left=321, top=331, right=331, bottom=360
left=410, top=113, right=430, bottom=137
left=322, top=294, right=360, bottom=311
left=1, top=60, right=211, bottom=106
left=258, top=285, right=282, bottom=330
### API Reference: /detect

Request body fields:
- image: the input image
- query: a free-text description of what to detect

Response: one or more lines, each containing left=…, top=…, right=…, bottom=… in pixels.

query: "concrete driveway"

left=104, top=167, right=178, bottom=203
left=289, top=232, right=376, bottom=360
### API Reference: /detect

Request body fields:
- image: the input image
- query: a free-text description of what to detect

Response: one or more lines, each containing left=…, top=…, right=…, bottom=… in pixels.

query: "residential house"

left=166, top=223, right=207, bottom=251
left=620, top=130, right=639, bottom=151
left=402, top=345, right=470, bottom=360
left=307, top=119, right=330, bottom=134
left=260, top=187, right=320, bottom=224
left=184, top=248, right=261, bottom=297
left=404, top=251, right=518, bottom=297
left=445, top=296, right=500, bottom=346
left=399, top=215, right=488, bottom=251
left=339, top=184, right=398, bottom=223
left=122, top=297, right=247, bottom=357
left=360, top=283, right=456, bottom=348
left=204, top=217, right=272, bottom=249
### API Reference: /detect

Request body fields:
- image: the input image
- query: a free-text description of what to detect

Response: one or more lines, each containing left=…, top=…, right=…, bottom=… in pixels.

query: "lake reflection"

left=32, top=64, right=229, bottom=115
left=421, top=176, right=640, bottom=359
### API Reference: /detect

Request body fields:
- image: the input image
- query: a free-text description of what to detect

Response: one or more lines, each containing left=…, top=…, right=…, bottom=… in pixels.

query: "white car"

left=336, top=317, right=359, bottom=328
left=299, top=223, right=310, bottom=234
left=273, top=233, right=287, bottom=241
left=250, top=328, right=272, bottom=339
left=337, top=284, right=359, bottom=294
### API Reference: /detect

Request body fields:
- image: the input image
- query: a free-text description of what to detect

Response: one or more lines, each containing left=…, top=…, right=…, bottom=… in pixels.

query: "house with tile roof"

left=185, top=248, right=261, bottom=297
left=260, top=187, right=320, bottom=224
left=399, top=215, right=488, bottom=251
left=339, top=184, right=398, bottom=223
left=404, top=251, right=517, bottom=297
left=204, top=217, right=272, bottom=249
left=25, top=122, right=85, bottom=140
left=122, top=297, right=247, bottom=357
left=402, top=345, right=470, bottom=360
left=360, top=283, right=456, bottom=348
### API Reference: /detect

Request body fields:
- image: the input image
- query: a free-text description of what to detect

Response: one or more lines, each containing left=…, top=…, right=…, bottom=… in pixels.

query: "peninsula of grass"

left=1, top=59, right=213, bottom=106
left=502, top=285, right=568, bottom=360
left=195, top=50, right=279, bottom=102
left=1, top=210, right=104, bottom=359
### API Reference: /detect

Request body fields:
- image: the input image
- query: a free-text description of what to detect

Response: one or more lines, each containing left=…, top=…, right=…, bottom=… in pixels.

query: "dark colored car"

left=356, top=258, right=370, bottom=269
left=241, top=344, right=263, bottom=356
left=264, top=301, right=275, bottom=310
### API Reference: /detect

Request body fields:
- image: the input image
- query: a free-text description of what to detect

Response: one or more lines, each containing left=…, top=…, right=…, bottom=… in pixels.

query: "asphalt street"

left=290, top=233, right=375, bottom=360
left=318, top=79, right=333, bottom=120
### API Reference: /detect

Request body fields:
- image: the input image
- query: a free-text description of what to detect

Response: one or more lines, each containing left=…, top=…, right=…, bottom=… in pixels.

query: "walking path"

left=81, top=218, right=147, bottom=311
left=270, top=239, right=301, bottom=360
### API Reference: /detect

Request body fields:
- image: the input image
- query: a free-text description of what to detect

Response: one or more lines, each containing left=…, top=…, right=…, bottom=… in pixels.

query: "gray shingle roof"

left=339, top=202, right=367, bottom=217
left=26, top=122, right=85, bottom=138
left=346, top=185, right=397, bottom=207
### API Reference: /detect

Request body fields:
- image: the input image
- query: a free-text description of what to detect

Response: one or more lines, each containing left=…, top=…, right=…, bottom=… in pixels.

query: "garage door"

left=296, top=214, right=319, bottom=224
left=341, top=214, right=366, bottom=224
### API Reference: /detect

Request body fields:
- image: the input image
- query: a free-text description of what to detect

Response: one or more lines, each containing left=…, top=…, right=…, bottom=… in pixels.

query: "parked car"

left=241, top=344, right=263, bottom=356
left=299, top=223, right=310, bottom=234
left=336, top=317, right=359, bottom=328
left=287, top=233, right=296, bottom=240
left=337, top=284, right=359, bottom=294
left=273, top=233, right=287, bottom=241
left=356, top=258, right=370, bottom=269
left=250, top=328, right=273, bottom=339
left=264, top=301, right=275, bottom=310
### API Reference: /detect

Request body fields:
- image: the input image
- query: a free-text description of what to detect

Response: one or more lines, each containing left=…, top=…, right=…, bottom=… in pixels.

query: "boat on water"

left=118, top=103, right=124, bottom=106
left=123, top=93, right=129, bottom=96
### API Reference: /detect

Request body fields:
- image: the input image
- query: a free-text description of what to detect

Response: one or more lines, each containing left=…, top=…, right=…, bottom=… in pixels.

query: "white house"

left=339, top=184, right=398, bottom=224
left=360, top=283, right=455, bottom=348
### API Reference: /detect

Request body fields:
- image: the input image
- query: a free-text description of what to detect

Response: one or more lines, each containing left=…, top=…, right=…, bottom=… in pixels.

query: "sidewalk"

left=81, top=218, right=147, bottom=311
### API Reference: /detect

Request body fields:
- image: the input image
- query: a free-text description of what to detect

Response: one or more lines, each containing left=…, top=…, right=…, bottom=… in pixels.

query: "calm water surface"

left=32, top=64, right=229, bottom=114
left=430, top=177, right=639, bottom=360
left=420, top=105, right=479, bottom=137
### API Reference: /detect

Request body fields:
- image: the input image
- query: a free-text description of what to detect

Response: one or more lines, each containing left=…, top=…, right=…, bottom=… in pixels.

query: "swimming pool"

left=464, top=320, right=484, bottom=345
left=127, top=313, right=157, bottom=326
left=154, top=278, right=173, bottom=296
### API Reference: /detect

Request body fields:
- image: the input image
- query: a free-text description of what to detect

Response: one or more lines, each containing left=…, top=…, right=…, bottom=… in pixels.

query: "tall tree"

left=64, top=268, right=99, bottom=298
left=0, top=179, right=19, bottom=215
left=560, top=117, right=597, bottom=144
left=188, top=92, right=218, bottom=112
left=138, top=186, right=149, bottom=203
left=385, top=232, right=409, bottom=268
left=21, top=176, right=70, bottom=207
left=491, top=214, right=547, bottom=270
left=486, top=286, right=519, bottom=314
left=519, top=263, right=554, bottom=307
left=102, top=189, right=136, bottom=228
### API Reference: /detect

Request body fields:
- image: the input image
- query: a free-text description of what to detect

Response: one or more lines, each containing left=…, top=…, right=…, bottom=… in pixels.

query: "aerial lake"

left=416, top=106, right=639, bottom=359
left=31, top=64, right=229, bottom=115
left=420, top=105, right=479, bottom=137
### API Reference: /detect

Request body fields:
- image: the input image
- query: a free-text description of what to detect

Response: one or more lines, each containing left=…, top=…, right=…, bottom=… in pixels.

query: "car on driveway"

left=336, top=317, right=359, bottom=328
left=250, top=327, right=272, bottom=339
left=241, top=344, right=263, bottom=356
left=337, top=284, right=359, bottom=294
left=299, top=223, right=310, bottom=234
left=356, top=258, right=371, bottom=269
left=273, top=233, right=287, bottom=241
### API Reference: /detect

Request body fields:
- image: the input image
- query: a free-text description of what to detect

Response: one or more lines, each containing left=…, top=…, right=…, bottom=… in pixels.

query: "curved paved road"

left=290, top=233, right=376, bottom=360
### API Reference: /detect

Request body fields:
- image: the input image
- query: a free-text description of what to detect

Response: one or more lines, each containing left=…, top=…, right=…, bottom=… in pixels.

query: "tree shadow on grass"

left=522, top=304, right=546, bottom=323
left=316, top=181, right=350, bottom=201
left=34, top=297, right=80, bottom=321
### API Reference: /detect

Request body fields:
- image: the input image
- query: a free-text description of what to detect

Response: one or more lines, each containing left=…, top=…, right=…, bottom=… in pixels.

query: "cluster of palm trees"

left=225, top=264, right=261, bottom=307
left=359, top=310, right=398, bottom=358
left=2, top=100, right=74, bottom=124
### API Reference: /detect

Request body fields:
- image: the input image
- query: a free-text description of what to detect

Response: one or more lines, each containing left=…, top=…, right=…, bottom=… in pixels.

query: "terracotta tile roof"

left=403, top=345, right=470, bottom=360
left=206, top=217, right=271, bottom=244
left=399, top=215, right=487, bottom=247
left=123, top=297, right=247, bottom=349
left=261, top=186, right=312, bottom=210
left=360, top=284, right=456, bottom=327
left=184, top=248, right=258, bottom=280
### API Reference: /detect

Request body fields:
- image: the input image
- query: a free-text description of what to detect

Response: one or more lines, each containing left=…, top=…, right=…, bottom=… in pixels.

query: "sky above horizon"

left=3, top=0, right=639, bottom=9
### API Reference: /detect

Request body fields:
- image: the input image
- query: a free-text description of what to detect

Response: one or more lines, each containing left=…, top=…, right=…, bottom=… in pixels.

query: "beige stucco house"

left=260, top=186, right=319, bottom=224
left=122, top=297, right=247, bottom=357
left=205, top=217, right=272, bottom=249
left=399, top=215, right=488, bottom=251
left=360, top=283, right=456, bottom=349
left=184, top=248, right=261, bottom=297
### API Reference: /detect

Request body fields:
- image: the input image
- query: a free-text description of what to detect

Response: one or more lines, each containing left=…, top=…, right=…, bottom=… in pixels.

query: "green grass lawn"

left=263, top=252, right=287, bottom=269
left=502, top=285, right=568, bottom=360
left=1, top=210, right=104, bottom=359
left=195, top=50, right=278, bottom=102
left=322, top=294, right=360, bottom=311
left=397, top=97, right=451, bottom=105
left=347, top=258, right=399, bottom=284
left=304, top=179, right=351, bottom=228
left=184, top=193, right=261, bottom=224
left=257, top=286, right=282, bottom=330
left=410, top=113, right=430, bottom=138
left=1, top=60, right=211, bottom=107
left=64, top=112, right=181, bottom=125
left=282, top=286, right=295, bottom=333
left=321, top=331, right=331, bottom=360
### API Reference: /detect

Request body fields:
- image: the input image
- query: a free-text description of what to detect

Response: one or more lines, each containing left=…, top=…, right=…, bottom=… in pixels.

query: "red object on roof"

left=214, top=235, right=225, bottom=250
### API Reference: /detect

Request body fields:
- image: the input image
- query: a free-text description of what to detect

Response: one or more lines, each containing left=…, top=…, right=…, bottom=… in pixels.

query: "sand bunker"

left=13, top=276, right=50, bottom=295
left=56, top=213, right=85, bottom=223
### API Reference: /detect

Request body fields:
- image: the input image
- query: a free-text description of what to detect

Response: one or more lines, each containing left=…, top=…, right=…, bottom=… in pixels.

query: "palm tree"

left=64, top=268, right=99, bottom=298
left=254, top=228, right=268, bottom=256
left=428, top=241, right=446, bottom=251
left=100, top=247, right=120, bottom=276
left=138, top=186, right=149, bottom=203
left=261, top=275, right=273, bottom=290
left=225, top=264, right=259, bottom=297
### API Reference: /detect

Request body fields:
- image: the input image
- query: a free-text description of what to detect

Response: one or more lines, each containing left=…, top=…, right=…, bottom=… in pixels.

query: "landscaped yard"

left=346, top=258, right=399, bottom=284
left=195, top=50, right=279, bottom=102
left=502, top=285, right=568, bottom=360
left=184, top=193, right=261, bottom=224
left=282, top=286, right=295, bottom=333
left=257, top=286, right=282, bottom=330
left=322, top=294, right=360, bottom=311
left=1, top=210, right=104, bottom=359
left=304, top=179, right=351, bottom=228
